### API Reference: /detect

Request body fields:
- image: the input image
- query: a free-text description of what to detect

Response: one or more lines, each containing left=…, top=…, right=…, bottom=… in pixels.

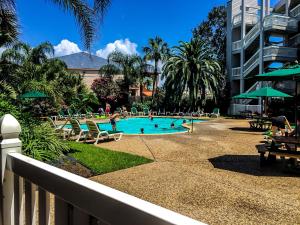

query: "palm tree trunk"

left=152, top=60, right=158, bottom=101
left=140, top=81, right=143, bottom=103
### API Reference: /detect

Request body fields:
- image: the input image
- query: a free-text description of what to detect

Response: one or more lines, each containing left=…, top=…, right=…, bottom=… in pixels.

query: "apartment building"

left=227, top=0, right=300, bottom=114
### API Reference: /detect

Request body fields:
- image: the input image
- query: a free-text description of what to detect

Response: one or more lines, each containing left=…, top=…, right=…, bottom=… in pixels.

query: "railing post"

left=0, top=114, right=22, bottom=225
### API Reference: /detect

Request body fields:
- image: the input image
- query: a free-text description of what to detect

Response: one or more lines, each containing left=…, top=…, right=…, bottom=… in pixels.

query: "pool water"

left=64, top=117, right=204, bottom=135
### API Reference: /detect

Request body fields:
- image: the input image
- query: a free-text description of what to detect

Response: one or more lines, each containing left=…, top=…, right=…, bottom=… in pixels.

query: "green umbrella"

left=19, top=91, right=49, bottom=99
left=256, top=65, right=300, bottom=81
left=256, top=67, right=300, bottom=136
left=232, top=93, right=258, bottom=99
left=247, top=87, right=292, bottom=115
left=247, top=87, right=292, bottom=98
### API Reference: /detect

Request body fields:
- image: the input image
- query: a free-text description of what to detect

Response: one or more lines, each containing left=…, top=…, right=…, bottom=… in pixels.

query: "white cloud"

left=96, top=38, right=138, bottom=59
left=54, top=39, right=81, bottom=57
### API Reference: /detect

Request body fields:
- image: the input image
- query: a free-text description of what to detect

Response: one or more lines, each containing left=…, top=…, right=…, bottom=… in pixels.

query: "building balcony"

left=264, top=14, right=298, bottom=33
left=263, top=46, right=298, bottom=61
left=232, top=12, right=259, bottom=27
left=231, top=67, right=241, bottom=79
left=232, top=40, right=242, bottom=52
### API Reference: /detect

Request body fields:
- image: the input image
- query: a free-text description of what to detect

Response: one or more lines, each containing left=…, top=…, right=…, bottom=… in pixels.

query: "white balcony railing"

left=232, top=67, right=241, bottom=78
left=0, top=114, right=205, bottom=225
left=230, top=104, right=261, bottom=115
left=264, top=14, right=298, bottom=31
left=263, top=46, right=298, bottom=60
left=290, top=4, right=300, bottom=17
left=232, top=12, right=259, bottom=26
left=232, top=40, right=242, bottom=51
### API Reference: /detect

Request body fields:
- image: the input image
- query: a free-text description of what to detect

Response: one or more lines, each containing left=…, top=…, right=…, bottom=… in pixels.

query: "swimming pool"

left=65, top=117, right=205, bottom=135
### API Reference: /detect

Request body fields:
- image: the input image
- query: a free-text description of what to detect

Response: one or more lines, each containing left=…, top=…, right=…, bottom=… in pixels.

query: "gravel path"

left=90, top=118, right=300, bottom=225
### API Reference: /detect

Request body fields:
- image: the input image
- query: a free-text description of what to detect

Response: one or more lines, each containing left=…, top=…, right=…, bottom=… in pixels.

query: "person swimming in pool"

left=110, top=112, right=119, bottom=131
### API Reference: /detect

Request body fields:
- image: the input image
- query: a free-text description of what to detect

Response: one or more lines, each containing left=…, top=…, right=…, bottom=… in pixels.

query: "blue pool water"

left=64, top=117, right=205, bottom=135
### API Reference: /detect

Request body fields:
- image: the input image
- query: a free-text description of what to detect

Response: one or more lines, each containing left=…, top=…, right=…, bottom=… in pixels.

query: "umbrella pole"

left=296, top=80, right=298, bottom=139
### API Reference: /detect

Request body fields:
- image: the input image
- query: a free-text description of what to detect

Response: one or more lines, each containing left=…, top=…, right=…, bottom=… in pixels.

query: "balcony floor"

left=90, top=119, right=300, bottom=225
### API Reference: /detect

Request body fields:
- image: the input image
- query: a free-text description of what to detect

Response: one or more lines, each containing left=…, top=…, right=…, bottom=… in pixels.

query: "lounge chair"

left=130, top=107, right=138, bottom=116
left=58, top=110, right=68, bottom=120
left=158, top=109, right=165, bottom=116
left=69, top=119, right=89, bottom=142
left=209, top=108, right=220, bottom=118
left=47, top=117, right=71, bottom=139
left=68, top=108, right=83, bottom=119
left=86, top=120, right=123, bottom=144
left=143, top=107, right=150, bottom=116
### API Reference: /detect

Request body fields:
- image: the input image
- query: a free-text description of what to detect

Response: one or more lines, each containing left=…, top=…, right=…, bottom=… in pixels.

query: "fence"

left=0, top=114, right=205, bottom=225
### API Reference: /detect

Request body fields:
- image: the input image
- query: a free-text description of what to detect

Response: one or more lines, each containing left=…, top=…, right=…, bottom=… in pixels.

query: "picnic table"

left=258, top=136, right=300, bottom=171
left=249, top=116, right=272, bottom=131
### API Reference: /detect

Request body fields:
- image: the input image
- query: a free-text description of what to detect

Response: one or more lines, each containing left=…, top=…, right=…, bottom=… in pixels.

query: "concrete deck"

left=90, top=118, right=300, bottom=225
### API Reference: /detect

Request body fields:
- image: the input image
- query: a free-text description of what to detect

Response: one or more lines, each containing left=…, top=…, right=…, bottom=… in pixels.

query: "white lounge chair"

left=47, top=117, right=71, bottom=139
left=86, top=120, right=123, bottom=144
left=69, top=119, right=89, bottom=142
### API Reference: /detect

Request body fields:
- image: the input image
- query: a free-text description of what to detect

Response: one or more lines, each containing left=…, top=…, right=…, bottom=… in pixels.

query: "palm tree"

left=107, top=51, right=139, bottom=98
left=0, top=42, right=86, bottom=105
left=134, top=56, right=153, bottom=103
left=162, top=38, right=221, bottom=110
left=0, top=8, right=18, bottom=47
left=0, top=0, right=111, bottom=49
left=143, top=36, right=169, bottom=100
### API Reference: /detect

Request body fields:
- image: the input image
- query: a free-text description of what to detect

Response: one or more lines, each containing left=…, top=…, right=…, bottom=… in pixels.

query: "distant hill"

left=57, top=52, right=108, bottom=70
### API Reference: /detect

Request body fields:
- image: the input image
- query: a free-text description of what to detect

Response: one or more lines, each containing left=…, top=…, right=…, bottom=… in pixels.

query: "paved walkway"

left=91, top=119, right=300, bottom=225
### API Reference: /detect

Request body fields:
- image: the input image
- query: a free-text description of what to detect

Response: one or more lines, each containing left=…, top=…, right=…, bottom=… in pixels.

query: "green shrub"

left=0, top=94, right=20, bottom=119
left=21, top=122, right=69, bottom=162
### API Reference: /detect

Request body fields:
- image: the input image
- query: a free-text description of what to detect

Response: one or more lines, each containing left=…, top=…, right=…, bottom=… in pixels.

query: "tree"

left=0, top=8, right=18, bottom=47
left=193, top=6, right=226, bottom=70
left=143, top=36, right=169, bottom=100
left=162, top=38, right=222, bottom=110
left=107, top=51, right=139, bottom=99
left=193, top=5, right=227, bottom=111
left=91, top=76, right=121, bottom=105
left=0, top=42, right=87, bottom=111
left=133, top=56, right=153, bottom=103
left=0, top=0, right=111, bottom=49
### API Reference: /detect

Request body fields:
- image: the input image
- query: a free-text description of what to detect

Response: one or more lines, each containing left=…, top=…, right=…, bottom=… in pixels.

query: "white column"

left=240, top=0, right=246, bottom=93
left=0, top=114, right=22, bottom=225
left=286, top=0, right=291, bottom=16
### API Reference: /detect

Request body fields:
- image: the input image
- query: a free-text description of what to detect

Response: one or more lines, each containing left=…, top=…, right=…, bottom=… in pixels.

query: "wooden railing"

left=0, top=114, right=205, bottom=225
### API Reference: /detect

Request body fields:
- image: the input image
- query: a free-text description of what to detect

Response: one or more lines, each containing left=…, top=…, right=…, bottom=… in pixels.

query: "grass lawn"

left=67, top=142, right=153, bottom=175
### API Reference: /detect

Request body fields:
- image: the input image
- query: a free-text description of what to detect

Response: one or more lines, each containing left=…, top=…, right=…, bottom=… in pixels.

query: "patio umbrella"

left=256, top=66, right=300, bottom=136
left=247, top=87, right=292, bottom=115
left=232, top=93, right=258, bottom=99
left=19, top=91, right=49, bottom=99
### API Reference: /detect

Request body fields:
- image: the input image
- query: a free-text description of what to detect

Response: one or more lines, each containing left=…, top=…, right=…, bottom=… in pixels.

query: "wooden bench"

left=249, top=120, right=272, bottom=131
left=258, top=144, right=300, bottom=168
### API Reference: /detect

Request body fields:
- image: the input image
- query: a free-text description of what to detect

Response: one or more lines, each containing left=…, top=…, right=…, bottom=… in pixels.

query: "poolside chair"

left=47, top=117, right=71, bottom=139
left=86, top=120, right=123, bottom=144
left=69, top=119, right=89, bottom=142
left=130, top=107, right=138, bottom=116
left=158, top=109, right=165, bottom=116
left=151, top=109, right=158, bottom=116
left=68, top=108, right=82, bottom=119
left=58, top=110, right=68, bottom=120
left=209, top=108, right=220, bottom=118
left=143, top=107, right=150, bottom=116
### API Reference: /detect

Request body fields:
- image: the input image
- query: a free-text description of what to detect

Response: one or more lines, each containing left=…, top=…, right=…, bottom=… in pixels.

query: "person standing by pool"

left=105, top=103, right=111, bottom=116
left=110, top=112, right=119, bottom=131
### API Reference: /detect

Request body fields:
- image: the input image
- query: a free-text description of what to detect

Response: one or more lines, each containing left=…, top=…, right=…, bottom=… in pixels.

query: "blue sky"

left=16, top=0, right=277, bottom=57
